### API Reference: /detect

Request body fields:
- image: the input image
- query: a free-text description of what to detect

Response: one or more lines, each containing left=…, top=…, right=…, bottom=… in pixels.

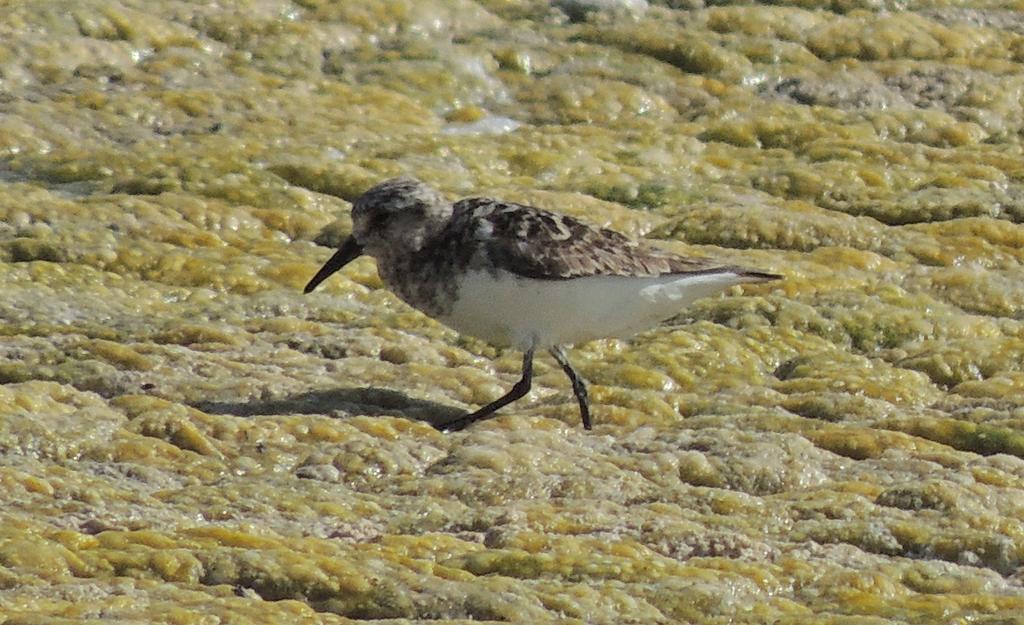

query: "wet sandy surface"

left=2, top=1, right=1024, bottom=623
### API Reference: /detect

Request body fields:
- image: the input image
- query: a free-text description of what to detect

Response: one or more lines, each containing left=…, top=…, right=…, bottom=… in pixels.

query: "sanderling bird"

left=305, top=177, right=780, bottom=431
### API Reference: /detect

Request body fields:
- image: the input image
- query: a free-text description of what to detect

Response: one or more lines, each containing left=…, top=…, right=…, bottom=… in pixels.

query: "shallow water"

left=1, top=1, right=1023, bottom=623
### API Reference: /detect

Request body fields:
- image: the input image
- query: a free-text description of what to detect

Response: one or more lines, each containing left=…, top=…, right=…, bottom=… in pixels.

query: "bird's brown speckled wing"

left=450, top=198, right=779, bottom=282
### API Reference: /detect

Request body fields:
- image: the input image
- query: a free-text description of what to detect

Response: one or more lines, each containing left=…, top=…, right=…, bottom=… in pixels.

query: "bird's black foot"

left=435, top=348, right=535, bottom=432
left=549, top=346, right=591, bottom=430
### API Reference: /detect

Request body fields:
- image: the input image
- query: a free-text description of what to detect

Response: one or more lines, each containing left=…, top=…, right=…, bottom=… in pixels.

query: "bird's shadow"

left=192, top=387, right=465, bottom=429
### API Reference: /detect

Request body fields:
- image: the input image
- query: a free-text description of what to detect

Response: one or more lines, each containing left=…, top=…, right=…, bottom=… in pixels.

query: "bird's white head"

left=351, top=177, right=453, bottom=257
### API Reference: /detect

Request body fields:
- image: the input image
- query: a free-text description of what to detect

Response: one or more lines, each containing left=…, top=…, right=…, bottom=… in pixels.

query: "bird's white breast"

left=438, top=268, right=750, bottom=350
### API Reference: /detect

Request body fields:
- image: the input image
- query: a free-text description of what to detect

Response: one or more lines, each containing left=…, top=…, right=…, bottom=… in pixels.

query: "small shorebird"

left=305, top=177, right=780, bottom=431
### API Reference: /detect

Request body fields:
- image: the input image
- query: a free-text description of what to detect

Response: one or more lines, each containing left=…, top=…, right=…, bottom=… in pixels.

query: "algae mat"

left=2, top=0, right=1024, bottom=623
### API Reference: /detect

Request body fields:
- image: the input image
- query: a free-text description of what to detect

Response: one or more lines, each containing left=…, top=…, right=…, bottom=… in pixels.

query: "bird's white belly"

left=438, top=268, right=749, bottom=350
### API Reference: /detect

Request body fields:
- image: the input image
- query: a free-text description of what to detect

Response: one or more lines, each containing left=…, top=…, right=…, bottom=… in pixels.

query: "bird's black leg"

left=438, top=347, right=535, bottom=432
left=549, top=346, right=591, bottom=430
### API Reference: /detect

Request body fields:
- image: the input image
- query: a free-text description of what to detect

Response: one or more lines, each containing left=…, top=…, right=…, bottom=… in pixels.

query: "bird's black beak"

left=303, top=236, right=364, bottom=294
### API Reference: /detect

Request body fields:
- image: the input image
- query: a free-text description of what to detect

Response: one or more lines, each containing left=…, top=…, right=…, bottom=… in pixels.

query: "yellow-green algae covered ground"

left=2, top=0, right=1024, bottom=622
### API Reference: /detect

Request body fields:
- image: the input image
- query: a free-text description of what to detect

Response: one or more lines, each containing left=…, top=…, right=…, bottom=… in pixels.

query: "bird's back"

left=449, top=197, right=778, bottom=283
